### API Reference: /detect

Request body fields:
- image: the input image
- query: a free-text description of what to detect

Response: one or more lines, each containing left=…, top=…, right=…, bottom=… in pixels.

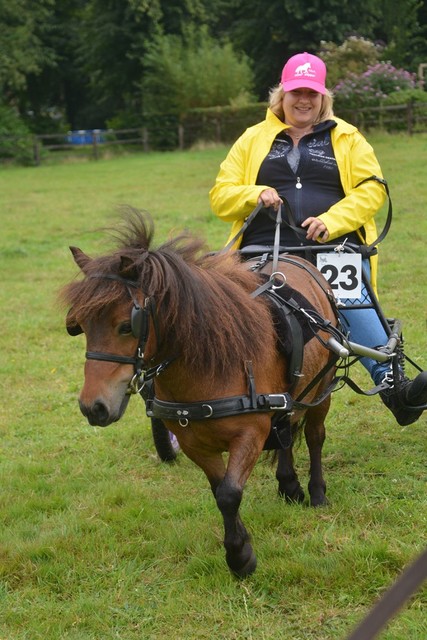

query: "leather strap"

left=220, top=202, right=264, bottom=253
left=347, top=547, right=427, bottom=640
left=146, top=391, right=294, bottom=421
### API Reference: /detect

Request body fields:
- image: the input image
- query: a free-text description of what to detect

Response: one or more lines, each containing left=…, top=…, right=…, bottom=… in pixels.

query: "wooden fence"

left=1, top=101, right=427, bottom=166
left=31, top=128, right=151, bottom=165
left=337, top=101, right=427, bottom=135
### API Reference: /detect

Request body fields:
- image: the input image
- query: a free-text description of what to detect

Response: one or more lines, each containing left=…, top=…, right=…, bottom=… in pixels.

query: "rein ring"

left=202, top=404, right=213, bottom=418
left=271, top=271, right=287, bottom=290
left=128, top=372, right=145, bottom=395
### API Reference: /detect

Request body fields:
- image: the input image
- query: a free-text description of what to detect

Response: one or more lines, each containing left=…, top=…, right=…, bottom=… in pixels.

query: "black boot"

left=380, top=370, right=427, bottom=426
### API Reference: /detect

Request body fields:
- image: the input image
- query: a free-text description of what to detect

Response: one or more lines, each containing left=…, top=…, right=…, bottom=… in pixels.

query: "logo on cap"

left=295, top=62, right=315, bottom=77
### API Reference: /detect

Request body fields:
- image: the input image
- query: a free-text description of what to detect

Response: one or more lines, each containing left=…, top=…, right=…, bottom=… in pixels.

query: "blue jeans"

left=337, top=260, right=391, bottom=385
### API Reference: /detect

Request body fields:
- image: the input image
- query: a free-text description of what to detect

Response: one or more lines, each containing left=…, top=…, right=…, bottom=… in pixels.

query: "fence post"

left=406, top=100, right=414, bottom=136
left=33, top=136, right=41, bottom=166
left=142, top=127, right=149, bottom=152
left=92, top=132, right=99, bottom=159
left=215, top=118, right=222, bottom=143
left=178, top=123, right=184, bottom=150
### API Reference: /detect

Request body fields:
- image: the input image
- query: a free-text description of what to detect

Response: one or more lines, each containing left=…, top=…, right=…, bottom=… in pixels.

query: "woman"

left=210, top=52, right=427, bottom=426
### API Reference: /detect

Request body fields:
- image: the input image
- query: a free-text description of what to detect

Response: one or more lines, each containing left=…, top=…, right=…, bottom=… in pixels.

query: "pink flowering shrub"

left=333, top=63, right=418, bottom=108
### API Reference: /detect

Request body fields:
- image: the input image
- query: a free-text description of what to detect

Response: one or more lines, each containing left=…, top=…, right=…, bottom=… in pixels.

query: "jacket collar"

left=265, top=108, right=358, bottom=138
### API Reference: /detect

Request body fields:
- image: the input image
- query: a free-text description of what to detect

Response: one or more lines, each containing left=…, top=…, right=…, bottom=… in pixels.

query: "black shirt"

left=241, top=120, right=361, bottom=250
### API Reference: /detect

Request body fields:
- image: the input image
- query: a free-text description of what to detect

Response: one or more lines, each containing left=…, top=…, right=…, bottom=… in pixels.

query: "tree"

left=73, top=0, right=163, bottom=127
left=0, top=0, right=57, bottom=105
left=21, top=0, right=89, bottom=133
left=75, top=0, right=229, bottom=127
left=0, top=0, right=91, bottom=132
left=375, top=0, right=427, bottom=69
left=222, top=0, right=383, bottom=100
left=0, top=103, right=33, bottom=164
left=141, top=26, right=254, bottom=114
left=1, top=0, right=425, bottom=135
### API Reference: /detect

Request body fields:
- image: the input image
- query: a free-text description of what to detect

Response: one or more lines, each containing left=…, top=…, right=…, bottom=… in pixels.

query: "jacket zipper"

left=295, top=176, right=303, bottom=235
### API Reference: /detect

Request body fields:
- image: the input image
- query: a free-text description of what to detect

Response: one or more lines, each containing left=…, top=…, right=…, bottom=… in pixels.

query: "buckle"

left=268, top=394, right=291, bottom=410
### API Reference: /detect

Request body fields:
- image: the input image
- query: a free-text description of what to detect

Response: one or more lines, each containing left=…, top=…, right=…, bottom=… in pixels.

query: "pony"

left=60, top=210, right=339, bottom=577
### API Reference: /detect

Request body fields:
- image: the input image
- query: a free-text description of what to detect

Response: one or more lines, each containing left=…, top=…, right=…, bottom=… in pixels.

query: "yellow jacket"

left=209, top=108, right=386, bottom=294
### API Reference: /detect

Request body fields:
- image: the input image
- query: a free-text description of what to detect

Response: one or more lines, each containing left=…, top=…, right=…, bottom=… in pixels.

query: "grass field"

left=0, top=134, right=426, bottom=639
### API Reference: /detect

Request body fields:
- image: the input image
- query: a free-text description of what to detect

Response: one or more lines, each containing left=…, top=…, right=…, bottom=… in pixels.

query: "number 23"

left=319, top=263, right=359, bottom=291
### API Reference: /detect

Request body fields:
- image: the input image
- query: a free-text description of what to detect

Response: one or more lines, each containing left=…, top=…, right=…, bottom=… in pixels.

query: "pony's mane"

left=61, top=210, right=276, bottom=379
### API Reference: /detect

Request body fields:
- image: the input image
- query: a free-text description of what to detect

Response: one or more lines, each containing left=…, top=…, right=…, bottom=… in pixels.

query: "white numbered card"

left=316, top=252, right=362, bottom=299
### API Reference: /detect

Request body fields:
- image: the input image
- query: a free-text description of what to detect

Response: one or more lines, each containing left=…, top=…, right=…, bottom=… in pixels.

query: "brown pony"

left=61, top=211, right=339, bottom=577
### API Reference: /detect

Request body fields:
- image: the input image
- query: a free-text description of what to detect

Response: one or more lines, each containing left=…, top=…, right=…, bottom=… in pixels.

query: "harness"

left=122, top=250, right=342, bottom=450
left=70, top=261, right=345, bottom=446
left=69, top=179, right=402, bottom=449
left=141, top=178, right=397, bottom=436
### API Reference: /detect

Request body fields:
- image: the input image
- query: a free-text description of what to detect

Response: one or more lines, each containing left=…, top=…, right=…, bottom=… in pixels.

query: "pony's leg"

left=276, top=445, right=305, bottom=503
left=215, top=472, right=256, bottom=578
left=214, top=439, right=264, bottom=578
left=178, top=445, right=255, bottom=577
left=304, top=407, right=328, bottom=507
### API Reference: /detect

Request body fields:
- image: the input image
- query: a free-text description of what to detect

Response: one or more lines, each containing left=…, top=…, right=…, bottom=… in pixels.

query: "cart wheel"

left=151, top=418, right=179, bottom=462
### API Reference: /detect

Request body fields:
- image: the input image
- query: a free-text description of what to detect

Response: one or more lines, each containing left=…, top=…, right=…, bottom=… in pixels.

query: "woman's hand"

left=301, top=216, right=329, bottom=242
left=258, top=189, right=283, bottom=210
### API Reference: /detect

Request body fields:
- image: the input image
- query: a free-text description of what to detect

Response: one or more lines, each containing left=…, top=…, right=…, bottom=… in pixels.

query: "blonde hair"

left=268, top=84, right=335, bottom=123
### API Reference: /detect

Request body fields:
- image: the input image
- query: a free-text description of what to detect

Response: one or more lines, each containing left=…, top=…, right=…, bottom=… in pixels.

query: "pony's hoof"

left=278, top=485, right=305, bottom=504
left=232, top=553, right=257, bottom=579
left=310, top=493, right=329, bottom=507
left=227, top=544, right=257, bottom=578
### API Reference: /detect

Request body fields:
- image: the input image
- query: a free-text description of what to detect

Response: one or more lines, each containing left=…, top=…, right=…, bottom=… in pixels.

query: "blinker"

left=130, top=297, right=151, bottom=341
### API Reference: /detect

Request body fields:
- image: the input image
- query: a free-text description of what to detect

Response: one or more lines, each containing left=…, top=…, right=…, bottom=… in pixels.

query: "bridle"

left=69, top=273, right=173, bottom=395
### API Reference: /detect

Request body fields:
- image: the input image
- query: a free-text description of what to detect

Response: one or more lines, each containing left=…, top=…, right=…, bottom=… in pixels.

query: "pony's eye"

left=118, top=322, right=133, bottom=336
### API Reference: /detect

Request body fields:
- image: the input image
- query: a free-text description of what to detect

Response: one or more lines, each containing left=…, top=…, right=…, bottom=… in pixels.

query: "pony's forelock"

left=61, top=210, right=276, bottom=379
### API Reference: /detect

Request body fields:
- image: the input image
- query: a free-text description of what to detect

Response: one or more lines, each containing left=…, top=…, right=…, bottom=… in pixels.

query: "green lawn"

left=0, top=134, right=426, bottom=639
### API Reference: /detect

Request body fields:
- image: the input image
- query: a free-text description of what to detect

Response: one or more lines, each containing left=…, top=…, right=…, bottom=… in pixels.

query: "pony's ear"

left=70, top=246, right=92, bottom=272
left=119, top=255, right=138, bottom=281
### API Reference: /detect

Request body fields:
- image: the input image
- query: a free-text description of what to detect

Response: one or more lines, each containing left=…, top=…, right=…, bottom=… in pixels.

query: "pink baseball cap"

left=281, top=52, right=327, bottom=94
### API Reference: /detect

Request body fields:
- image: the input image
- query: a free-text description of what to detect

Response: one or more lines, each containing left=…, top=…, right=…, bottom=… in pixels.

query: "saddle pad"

left=259, top=276, right=320, bottom=358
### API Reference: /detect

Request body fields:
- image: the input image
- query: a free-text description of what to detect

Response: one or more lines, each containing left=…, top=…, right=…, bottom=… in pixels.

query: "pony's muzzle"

left=79, top=398, right=114, bottom=427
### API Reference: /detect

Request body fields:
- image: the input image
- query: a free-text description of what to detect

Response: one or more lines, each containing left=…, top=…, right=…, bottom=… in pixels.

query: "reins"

left=346, top=546, right=427, bottom=640
left=221, top=175, right=391, bottom=262
left=304, top=174, right=391, bottom=255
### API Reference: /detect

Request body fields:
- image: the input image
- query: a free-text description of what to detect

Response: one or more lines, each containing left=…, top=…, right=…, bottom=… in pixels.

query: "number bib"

left=316, top=252, right=362, bottom=299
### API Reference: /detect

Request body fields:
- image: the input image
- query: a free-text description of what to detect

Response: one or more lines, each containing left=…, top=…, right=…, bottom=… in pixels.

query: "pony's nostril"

left=79, top=399, right=110, bottom=426
left=93, top=401, right=109, bottom=423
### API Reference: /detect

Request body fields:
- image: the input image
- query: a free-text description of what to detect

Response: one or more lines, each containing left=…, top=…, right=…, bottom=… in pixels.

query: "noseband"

left=78, top=274, right=168, bottom=394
